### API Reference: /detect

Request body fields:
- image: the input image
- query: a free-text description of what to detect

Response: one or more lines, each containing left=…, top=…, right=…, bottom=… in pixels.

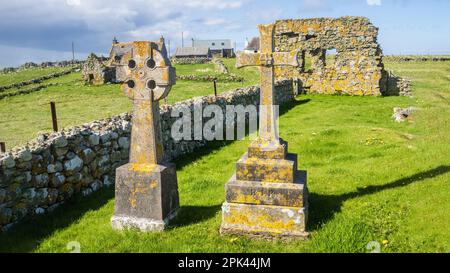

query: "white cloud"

left=66, top=0, right=81, bottom=6
left=367, top=0, right=382, bottom=6
left=203, top=18, right=227, bottom=26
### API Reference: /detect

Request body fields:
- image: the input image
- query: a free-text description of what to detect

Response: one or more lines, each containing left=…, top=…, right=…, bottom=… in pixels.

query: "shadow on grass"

left=0, top=187, right=114, bottom=253
left=170, top=204, right=222, bottom=228
left=308, top=165, right=450, bottom=231
left=0, top=97, right=310, bottom=252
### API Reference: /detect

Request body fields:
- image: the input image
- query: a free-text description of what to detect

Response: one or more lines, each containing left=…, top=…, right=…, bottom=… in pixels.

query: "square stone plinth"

left=225, top=170, right=307, bottom=207
left=247, top=138, right=288, bottom=159
left=220, top=202, right=309, bottom=239
left=111, top=162, right=179, bottom=232
left=236, top=153, right=298, bottom=183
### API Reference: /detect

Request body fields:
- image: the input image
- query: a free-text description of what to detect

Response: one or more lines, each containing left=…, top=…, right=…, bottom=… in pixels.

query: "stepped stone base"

left=221, top=169, right=309, bottom=239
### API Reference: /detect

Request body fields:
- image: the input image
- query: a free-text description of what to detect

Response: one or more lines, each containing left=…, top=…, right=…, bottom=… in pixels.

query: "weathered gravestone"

left=220, top=24, right=309, bottom=239
left=111, top=38, right=179, bottom=231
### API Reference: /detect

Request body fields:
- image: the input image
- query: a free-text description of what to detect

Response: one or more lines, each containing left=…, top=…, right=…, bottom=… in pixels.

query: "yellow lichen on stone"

left=129, top=163, right=157, bottom=173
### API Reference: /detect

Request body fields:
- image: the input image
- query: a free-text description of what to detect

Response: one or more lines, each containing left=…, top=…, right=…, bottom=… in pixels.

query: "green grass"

left=0, top=60, right=449, bottom=253
left=0, top=60, right=258, bottom=148
left=0, top=67, right=68, bottom=86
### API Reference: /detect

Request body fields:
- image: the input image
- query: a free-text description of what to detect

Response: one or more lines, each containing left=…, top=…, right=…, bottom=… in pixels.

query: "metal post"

left=213, top=80, right=217, bottom=97
left=181, top=32, right=184, bottom=48
left=50, top=101, right=58, bottom=132
left=0, top=142, right=5, bottom=153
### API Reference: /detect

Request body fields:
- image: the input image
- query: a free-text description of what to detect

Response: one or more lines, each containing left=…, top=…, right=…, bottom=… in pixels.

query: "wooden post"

left=213, top=80, right=217, bottom=97
left=72, top=42, right=75, bottom=64
left=50, top=101, right=58, bottom=132
left=0, top=142, right=5, bottom=153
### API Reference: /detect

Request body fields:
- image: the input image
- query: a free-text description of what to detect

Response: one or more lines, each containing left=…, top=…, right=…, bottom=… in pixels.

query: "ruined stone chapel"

left=273, top=16, right=394, bottom=96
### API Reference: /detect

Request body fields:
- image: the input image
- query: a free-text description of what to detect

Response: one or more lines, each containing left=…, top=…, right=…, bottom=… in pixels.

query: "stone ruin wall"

left=273, top=16, right=386, bottom=96
left=0, top=80, right=294, bottom=230
left=81, top=54, right=116, bottom=85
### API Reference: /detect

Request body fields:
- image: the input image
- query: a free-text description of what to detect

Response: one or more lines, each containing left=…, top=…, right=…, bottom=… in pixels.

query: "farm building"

left=174, top=47, right=212, bottom=59
left=192, top=39, right=235, bottom=58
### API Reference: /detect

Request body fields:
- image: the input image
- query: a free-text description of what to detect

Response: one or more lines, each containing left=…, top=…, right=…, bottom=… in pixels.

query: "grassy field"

left=0, top=61, right=258, bottom=148
left=0, top=60, right=449, bottom=253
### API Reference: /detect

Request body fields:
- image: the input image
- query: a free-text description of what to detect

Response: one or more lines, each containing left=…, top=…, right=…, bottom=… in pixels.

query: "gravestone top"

left=236, top=23, right=299, bottom=145
left=120, top=38, right=176, bottom=166
left=121, top=39, right=175, bottom=101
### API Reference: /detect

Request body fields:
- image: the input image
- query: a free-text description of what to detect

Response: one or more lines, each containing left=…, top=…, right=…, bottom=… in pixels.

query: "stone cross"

left=111, top=38, right=179, bottom=232
left=121, top=39, right=175, bottom=167
left=236, top=24, right=299, bottom=152
left=220, top=23, right=309, bottom=239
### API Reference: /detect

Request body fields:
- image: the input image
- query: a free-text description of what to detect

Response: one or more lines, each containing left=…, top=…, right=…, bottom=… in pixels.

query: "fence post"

left=50, top=101, right=58, bottom=132
left=0, top=142, right=5, bottom=154
left=213, top=80, right=217, bottom=97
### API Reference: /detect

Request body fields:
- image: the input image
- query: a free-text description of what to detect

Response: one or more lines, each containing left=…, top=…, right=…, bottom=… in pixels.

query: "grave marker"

left=111, top=38, right=179, bottom=232
left=220, top=24, right=309, bottom=239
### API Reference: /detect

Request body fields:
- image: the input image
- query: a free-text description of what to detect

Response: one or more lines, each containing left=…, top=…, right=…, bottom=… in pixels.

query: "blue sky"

left=0, top=0, right=449, bottom=67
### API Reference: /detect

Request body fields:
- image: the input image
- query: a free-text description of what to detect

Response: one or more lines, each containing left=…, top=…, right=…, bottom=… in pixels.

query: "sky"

left=0, top=0, right=449, bottom=67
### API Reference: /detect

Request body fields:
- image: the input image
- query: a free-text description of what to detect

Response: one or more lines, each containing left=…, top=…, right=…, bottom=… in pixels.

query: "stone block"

left=225, top=171, right=307, bottom=207
left=247, top=138, right=288, bottom=159
left=236, top=153, right=297, bottom=183
left=111, top=162, right=179, bottom=232
left=220, top=202, right=308, bottom=239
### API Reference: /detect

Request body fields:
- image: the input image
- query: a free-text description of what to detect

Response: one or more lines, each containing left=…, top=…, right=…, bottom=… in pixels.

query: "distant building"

left=192, top=39, right=235, bottom=58
left=244, top=37, right=260, bottom=53
left=174, top=47, right=212, bottom=59
left=81, top=53, right=115, bottom=85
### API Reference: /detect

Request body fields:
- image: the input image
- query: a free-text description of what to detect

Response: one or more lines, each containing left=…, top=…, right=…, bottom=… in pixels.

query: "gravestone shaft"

left=236, top=24, right=298, bottom=152
left=129, top=98, right=163, bottom=167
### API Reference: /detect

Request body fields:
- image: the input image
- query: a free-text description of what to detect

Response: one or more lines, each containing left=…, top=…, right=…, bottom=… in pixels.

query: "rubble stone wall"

left=81, top=54, right=116, bottom=85
left=0, top=80, right=294, bottom=230
left=273, top=16, right=385, bottom=96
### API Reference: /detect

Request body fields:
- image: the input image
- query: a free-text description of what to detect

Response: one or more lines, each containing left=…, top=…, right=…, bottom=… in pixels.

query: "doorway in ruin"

left=88, top=74, right=94, bottom=82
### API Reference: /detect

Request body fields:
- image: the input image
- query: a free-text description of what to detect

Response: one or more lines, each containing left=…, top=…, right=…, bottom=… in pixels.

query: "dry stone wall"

left=1, top=60, right=83, bottom=74
left=171, top=58, right=210, bottom=65
left=0, top=80, right=294, bottom=231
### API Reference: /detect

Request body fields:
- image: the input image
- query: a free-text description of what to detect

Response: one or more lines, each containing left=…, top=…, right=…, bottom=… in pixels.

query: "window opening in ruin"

left=325, top=49, right=337, bottom=68
left=303, top=51, right=313, bottom=73
left=305, top=34, right=317, bottom=40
